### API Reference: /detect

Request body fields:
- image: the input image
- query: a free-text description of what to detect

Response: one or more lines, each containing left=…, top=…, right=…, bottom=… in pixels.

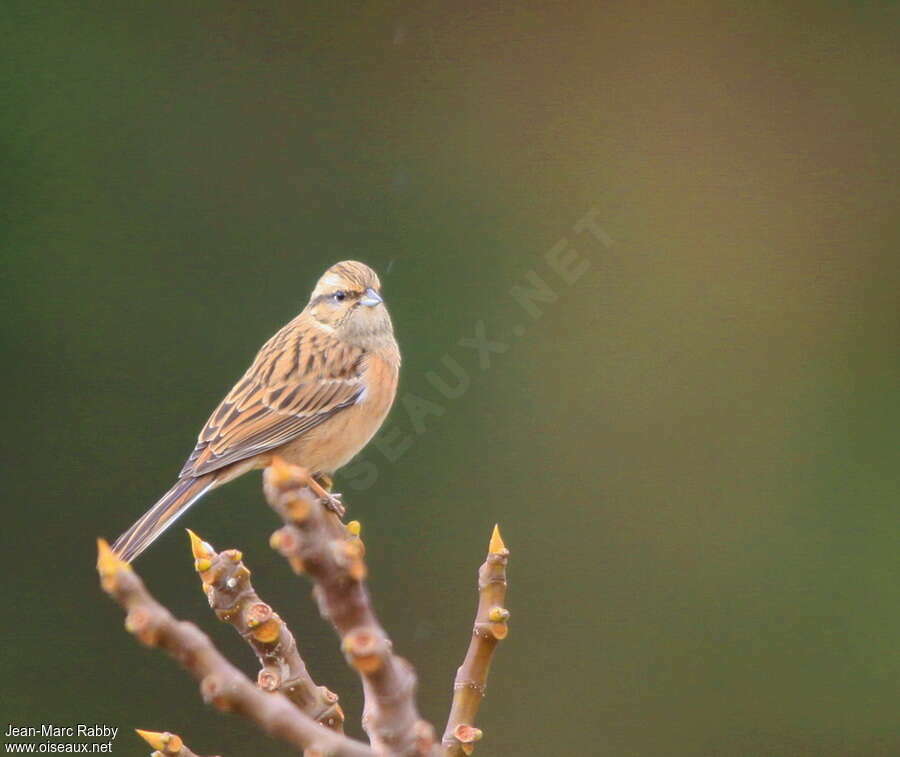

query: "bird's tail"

left=112, top=475, right=216, bottom=562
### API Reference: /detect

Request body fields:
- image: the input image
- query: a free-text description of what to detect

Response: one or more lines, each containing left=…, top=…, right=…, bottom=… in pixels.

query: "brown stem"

left=96, top=540, right=373, bottom=757
left=264, top=458, right=436, bottom=756
left=441, top=526, right=510, bottom=756
left=186, top=530, right=344, bottom=731
left=135, top=729, right=209, bottom=757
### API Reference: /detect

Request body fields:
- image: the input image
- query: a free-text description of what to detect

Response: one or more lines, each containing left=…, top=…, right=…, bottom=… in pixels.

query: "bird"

left=112, top=260, right=400, bottom=562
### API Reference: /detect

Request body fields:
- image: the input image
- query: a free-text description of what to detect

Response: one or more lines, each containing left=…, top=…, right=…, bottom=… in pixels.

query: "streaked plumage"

left=113, top=261, right=399, bottom=562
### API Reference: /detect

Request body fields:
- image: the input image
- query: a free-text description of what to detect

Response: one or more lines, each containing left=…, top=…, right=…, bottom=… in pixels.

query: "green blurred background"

left=3, top=1, right=898, bottom=755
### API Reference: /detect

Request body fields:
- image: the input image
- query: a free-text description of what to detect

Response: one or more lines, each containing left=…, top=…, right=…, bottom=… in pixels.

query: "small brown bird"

left=113, top=260, right=400, bottom=562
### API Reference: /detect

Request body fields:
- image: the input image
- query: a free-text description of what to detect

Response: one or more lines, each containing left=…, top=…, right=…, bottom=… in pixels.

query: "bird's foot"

left=321, top=491, right=345, bottom=517
left=309, top=474, right=346, bottom=518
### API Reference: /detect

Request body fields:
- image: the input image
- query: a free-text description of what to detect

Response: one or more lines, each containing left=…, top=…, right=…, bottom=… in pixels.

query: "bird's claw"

left=308, top=474, right=346, bottom=518
left=321, top=492, right=345, bottom=518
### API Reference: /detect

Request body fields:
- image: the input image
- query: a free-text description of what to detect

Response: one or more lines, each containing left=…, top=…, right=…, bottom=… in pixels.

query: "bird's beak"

left=360, top=287, right=383, bottom=307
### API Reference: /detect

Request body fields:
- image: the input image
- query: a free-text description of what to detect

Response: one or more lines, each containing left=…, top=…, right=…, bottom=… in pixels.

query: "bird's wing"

left=179, top=319, right=366, bottom=478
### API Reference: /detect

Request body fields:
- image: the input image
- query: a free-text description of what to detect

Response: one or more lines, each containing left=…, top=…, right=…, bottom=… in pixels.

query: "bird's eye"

left=333, top=291, right=347, bottom=302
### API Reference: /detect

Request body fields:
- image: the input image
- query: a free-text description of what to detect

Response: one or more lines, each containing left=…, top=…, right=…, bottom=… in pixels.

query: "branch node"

left=245, top=601, right=273, bottom=627
left=487, top=606, right=509, bottom=623
left=452, top=680, right=486, bottom=696
left=200, top=674, right=230, bottom=711
left=286, top=493, right=313, bottom=522
left=251, top=618, right=281, bottom=643
left=258, top=669, right=280, bottom=691
left=453, top=724, right=482, bottom=745
left=268, top=455, right=299, bottom=490
left=342, top=627, right=386, bottom=674
left=125, top=608, right=159, bottom=645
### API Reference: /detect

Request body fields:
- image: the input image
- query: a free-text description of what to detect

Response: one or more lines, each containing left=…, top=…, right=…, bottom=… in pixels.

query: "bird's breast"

left=278, top=350, right=399, bottom=475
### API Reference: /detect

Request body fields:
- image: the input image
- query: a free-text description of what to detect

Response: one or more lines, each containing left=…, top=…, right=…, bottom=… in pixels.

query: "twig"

left=265, top=458, right=436, bottom=756
left=96, top=539, right=374, bottom=757
left=135, top=729, right=208, bottom=757
left=186, top=530, right=344, bottom=731
left=441, top=526, right=510, bottom=756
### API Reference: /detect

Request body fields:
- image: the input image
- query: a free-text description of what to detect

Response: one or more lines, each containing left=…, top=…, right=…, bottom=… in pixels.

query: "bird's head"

left=306, top=260, right=394, bottom=349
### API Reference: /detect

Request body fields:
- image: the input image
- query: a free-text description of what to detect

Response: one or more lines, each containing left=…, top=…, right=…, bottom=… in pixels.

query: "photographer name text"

left=5, top=725, right=118, bottom=740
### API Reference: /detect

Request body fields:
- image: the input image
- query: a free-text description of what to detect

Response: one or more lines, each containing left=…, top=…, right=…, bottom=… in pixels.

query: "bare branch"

left=96, top=539, right=373, bottom=757
left=441, top=525, right=510, bottom=756
left=264, top=458, right=436, bottom=756
left=186, top=529, right=345, bottom=731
